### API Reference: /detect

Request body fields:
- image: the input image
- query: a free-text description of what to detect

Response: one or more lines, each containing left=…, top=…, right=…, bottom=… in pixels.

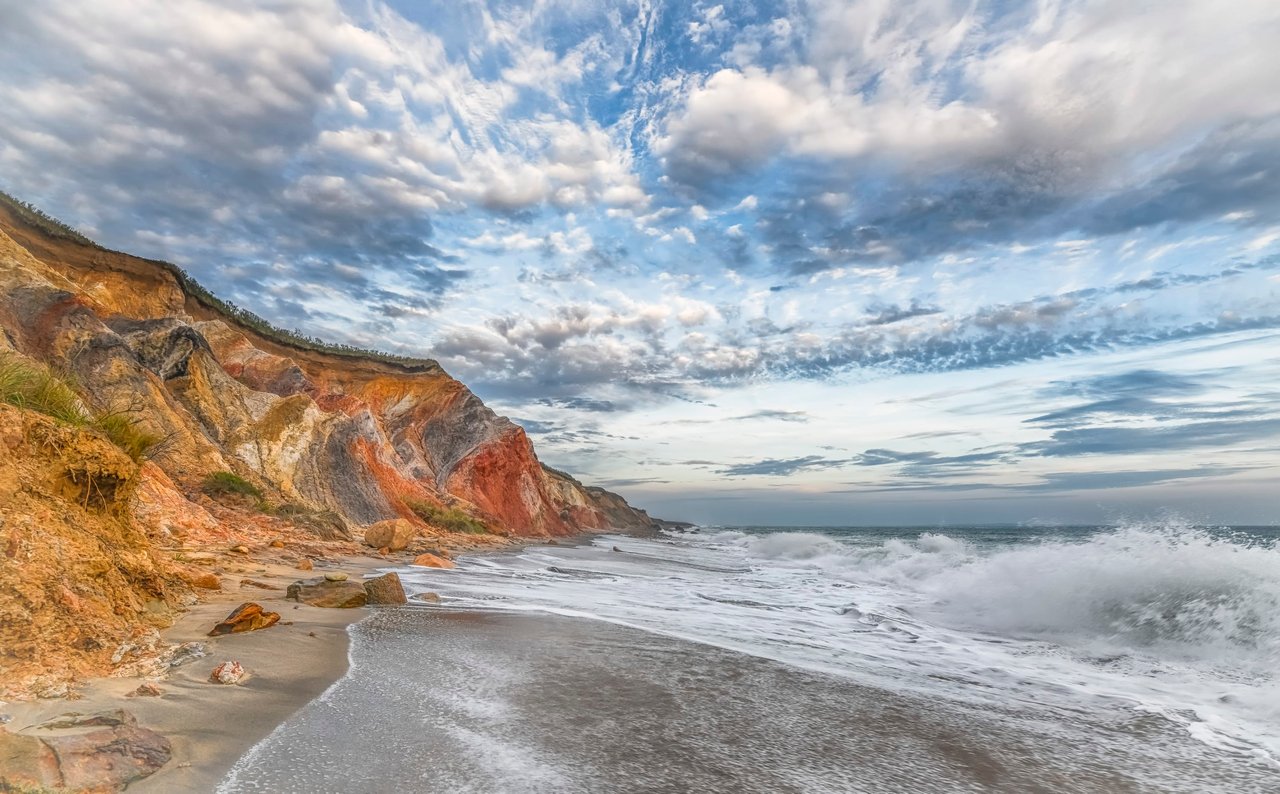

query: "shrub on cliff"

left=405, top=500, right=489, bottom=534
left=202, top=471, right=263, bottom=500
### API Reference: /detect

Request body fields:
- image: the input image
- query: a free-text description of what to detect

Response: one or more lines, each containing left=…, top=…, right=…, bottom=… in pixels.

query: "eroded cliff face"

left=0, top=204, right=658, bottom=539
left=0, top=202, right=662, bottom=696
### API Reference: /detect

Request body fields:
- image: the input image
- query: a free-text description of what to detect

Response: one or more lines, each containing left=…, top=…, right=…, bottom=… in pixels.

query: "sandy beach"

left=220, top=606, right=1280, bottom=794
left=5, top=552, right=391, bottom=793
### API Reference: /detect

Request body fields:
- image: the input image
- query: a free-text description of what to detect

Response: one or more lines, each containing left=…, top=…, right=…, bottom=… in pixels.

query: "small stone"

left=269, top=539, right=285, bottom=548
left=307, top=631, right=317, bottom=637
left=209, top=660, right=245, bottom=685
left=612, top=546, right=621, bottom=552
left=419, top=592, right=442, bottom=604
left=411, top=553, right=455, bottom=569
left=377, top=546, right=390, bottom=555
left=231, top=545, right=250, bottom=554
left=297, top=558, right=314, bottom=571
left=324, top=571, right=349, bottom=582
left=208, top=603, right=280, bottom=636
left=129, top=682, right=163, bottom=698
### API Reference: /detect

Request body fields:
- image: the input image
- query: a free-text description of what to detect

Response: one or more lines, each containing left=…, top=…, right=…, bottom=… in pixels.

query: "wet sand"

left=220, top=607, right=1280, bottom=794
left=6, top=555, right=388, bottom=793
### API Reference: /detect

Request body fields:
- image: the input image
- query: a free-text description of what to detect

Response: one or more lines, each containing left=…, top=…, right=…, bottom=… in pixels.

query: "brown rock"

left=207, top=602, right=280, bottom=636
left=363, top=572, right=408, bottom=605
left=419, top=592, right=442, bottom=604
left=363, top=518, right=415, bottom=551
left=46, top=724, right=172, bottom=791
left=209, top=660, right=245, bottom=684
left=130, top=682, right=163, bottom=697
left=39, top=709, right=133, bottom=730
left=297, top=558, right=314, bottom=571
left=411, top=553, right=456, bottom=569
left=179, top=566, right=221, bottom=590
left=286, top=578, right=368, bottom=608
left=1, top=715, right=170, bottom=791
left=269, top=539, right=285, bottom=548
left=239, top=578, right=281, bottom=590
left=0, top=728, right=60, bottom=789
left=231, top=545, right=250, bottom=554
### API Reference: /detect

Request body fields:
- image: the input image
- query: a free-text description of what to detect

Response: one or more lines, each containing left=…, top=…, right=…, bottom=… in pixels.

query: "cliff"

left=0, top=194, right=662, bottom=698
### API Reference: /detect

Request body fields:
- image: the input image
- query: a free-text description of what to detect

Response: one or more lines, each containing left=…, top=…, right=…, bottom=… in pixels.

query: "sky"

left=1, top=0, right=1278, bottom=525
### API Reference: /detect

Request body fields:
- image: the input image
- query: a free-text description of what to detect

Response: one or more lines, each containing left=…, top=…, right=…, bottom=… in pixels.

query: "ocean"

left=220, top=522, right=1280, bottom=793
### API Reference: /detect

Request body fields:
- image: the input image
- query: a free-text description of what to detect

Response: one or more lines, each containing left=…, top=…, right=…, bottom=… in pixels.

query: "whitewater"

left=221, top=521, right=1280, bottom=793
left=408, top=522, right=1280, bottom=765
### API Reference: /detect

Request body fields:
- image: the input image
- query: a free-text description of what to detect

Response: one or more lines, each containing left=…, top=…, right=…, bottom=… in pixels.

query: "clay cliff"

left=0, top=194, right=662, bottom=698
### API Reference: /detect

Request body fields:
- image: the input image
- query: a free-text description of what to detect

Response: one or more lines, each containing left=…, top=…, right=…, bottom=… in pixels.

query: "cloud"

left=718, top=455, right=847, bottom=477
left=731, top=410, right=809, bottom=422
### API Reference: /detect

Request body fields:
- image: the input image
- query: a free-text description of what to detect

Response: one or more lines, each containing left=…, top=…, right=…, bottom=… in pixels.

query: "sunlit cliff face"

left=2, top=0, right=1279, bottom=523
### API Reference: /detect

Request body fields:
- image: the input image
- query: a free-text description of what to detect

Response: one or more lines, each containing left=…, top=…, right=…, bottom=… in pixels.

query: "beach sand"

left=219, top=608, right=1280, bottom=794
left=6, top=554, right=390, bottom=793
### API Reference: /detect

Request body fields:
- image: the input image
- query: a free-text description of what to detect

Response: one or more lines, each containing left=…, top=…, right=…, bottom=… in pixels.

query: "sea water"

left=221, top=521, right=1280, bottom=792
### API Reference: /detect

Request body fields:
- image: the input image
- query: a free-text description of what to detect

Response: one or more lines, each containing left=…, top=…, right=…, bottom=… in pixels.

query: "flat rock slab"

left=287, top=578, right=368, bottom=608
left=1, top=711, right=170, bottom=792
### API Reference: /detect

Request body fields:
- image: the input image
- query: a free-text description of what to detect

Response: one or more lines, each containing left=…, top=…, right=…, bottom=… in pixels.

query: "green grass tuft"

left=406, top=499, right=490, bottom=534
left=0, top=354, right=91, bottom=425
left=93, top=413, right=163, bottom=463
left=202, top=470, right=263, bottom=499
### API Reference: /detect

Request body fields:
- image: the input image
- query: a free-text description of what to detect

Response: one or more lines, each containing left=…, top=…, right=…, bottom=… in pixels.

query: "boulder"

left=363, top=518, right=415, bottom=551
left=286, top=578, right=368, bottom=608
left=411, top=553, right=455, bottom=569
left=209, top=660, right=245, bottom=684
left=1, top=714, right=170, bottom=791
left=363, top=572, right=407, bottom=605
left=177, top=565, right=221, bottom=590
left=207, top=602, right=280, bottom=636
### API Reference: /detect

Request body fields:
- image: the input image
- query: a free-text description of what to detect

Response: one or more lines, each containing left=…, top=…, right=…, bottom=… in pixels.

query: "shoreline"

left=8, top=551, right=398, bottom=792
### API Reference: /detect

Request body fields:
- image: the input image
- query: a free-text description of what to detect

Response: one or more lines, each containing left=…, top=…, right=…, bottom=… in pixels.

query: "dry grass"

left=0, top=353, right=91, bottom=425
left=0, top=353, right=162, bottom=462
